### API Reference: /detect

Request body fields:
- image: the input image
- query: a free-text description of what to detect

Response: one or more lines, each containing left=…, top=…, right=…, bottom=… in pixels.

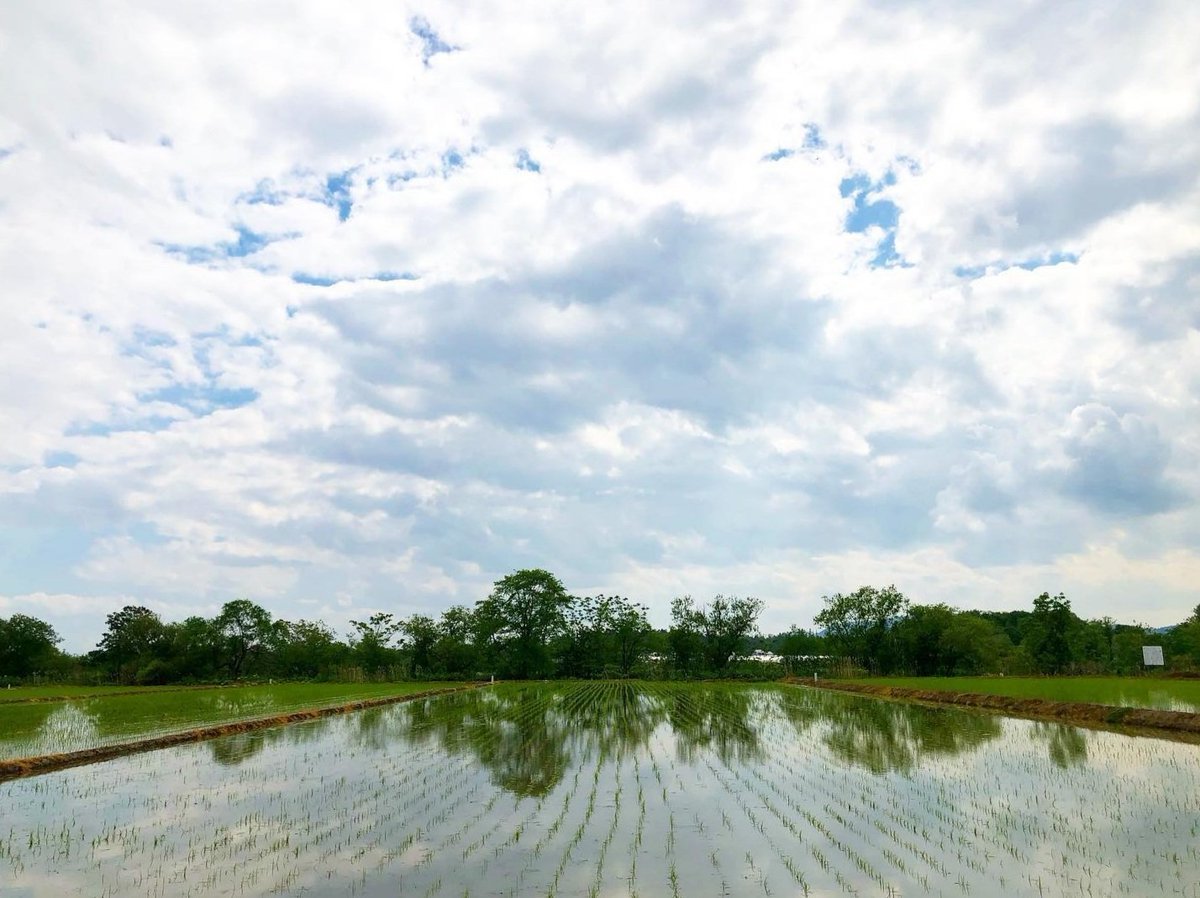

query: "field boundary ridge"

left=0, top=682, right=490, bottom=782
left=785, top=678, right=1200, bottom=738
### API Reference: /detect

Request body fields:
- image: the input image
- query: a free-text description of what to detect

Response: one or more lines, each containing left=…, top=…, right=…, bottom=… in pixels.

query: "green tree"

left=776, top=626, right=827, bottom=657
left=667, top=595, right=704, bottom=676
left=814, top=585, right=909, bottom=674
left=0, top=614, right=62, bottom=679
left=215, top=599, right=274, bottom=678
left=1024, top=592, right=1074, bottom=674
left=667, top=594, right=764, bottom=674
left=606, top=595, right=652, bottom=677
left=163, top=616, right=223, bottom=681
left=476, top=569, right=571, bottom=679
left=1166, top=604, right=1200, bottom=670
left=95, top=605, right=167, bottom=683
left=700, top=595, right=765, bottom=672
left=400, top=614, right=440, bottom=676
left=273, top=619, right=346, bottom=678
left=434, top=605, right=478, bottom=675
left=349, top=612, right=404, bottom=675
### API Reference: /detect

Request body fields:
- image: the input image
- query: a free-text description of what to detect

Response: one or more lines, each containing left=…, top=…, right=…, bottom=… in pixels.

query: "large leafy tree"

left=273, top=619, right=346, bottom=678
left=557, top=594, right=652, bottom=678
left=669, top=594, right=764, bottom=674
left=700, top=595, right=764, bottom=672
left=400, top=614, right=440, bottom=676
left=95, top=605, right=167, bottom=682
left=1024, top=592, right=1074, bottom=674
left=476, top=569, right=571, bottom=679
left=215, top=599, right=274, bottom=678
left=434, top=605, right=478, bottom=675
left=814, top=585, right=908, bottom=674
left=349, top=612, right=403, bottom=675
left=0, top=614, right=62, bottom=679
left=668, top=595, right=705, bottom=675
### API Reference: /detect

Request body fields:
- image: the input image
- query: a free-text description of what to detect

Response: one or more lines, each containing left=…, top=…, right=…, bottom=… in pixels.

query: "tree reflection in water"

left=665, top=685, right=762, bottom=764
left=786, top=689, right=1003, bottom=774
left=1032, top=721, right=1089, bottom=768
left=197, top=683, right=1019, bottom=784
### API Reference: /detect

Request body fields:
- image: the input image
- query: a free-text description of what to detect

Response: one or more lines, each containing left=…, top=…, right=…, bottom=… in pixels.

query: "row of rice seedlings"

left=1, top=698, right=498, bottom=896
left=0, top=683, right=467, bottom=760
left=768, top=684, right=1200, bottom=896
left=5, top=681, right=1200, bottom=897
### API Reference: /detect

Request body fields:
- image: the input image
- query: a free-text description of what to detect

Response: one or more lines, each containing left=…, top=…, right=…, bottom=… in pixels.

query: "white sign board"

left=1142, top=645, right=1164, bottom=666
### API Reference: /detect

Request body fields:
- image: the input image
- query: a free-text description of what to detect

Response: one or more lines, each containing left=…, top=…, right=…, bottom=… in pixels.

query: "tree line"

left=3, top=572, right=1198, bottom=685
left=810, top=586, right=1200, bottom=676
left=0, top=569, right=765, bottom=685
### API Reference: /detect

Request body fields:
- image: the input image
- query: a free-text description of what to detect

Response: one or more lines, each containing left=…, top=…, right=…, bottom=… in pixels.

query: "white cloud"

left=1, top=0, right=1198, bottom=651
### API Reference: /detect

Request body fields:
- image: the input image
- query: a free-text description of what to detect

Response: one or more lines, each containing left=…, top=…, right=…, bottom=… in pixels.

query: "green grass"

left=0, top=681, right=464, bottom=759
left=0, top=684, right=221, bottom=703
left=857, top=675, right=1200, bottom=712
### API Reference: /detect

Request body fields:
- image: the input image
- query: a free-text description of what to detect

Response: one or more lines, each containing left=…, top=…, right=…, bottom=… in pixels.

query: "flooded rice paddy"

left=0, top=682, right=459, bottom=759
left=2, top=681, right=1198, bottom=897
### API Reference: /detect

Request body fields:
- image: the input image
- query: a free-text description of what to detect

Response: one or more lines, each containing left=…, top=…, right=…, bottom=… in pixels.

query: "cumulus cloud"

left=1, top=0, right=1198, bottom=650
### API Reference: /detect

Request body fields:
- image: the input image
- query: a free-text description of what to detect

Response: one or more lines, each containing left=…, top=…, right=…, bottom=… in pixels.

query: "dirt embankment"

left=0, top=683, right=489, bottom=782
left=785, top=678, right=1200, bottom=738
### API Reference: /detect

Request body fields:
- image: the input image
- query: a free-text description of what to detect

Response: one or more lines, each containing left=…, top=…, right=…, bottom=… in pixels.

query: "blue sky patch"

left=373, top=271, right=419, bottom=282
left=240, top=179, right=289, bottom=205
left=954, top=250, right=1080, bottom=279
left=871, top=232, right=901, bottom=267
left=410, top=16, right=457, bottom=65
left=841, top=172, right=900, bottom=233
left=324, top=171, right=354, bottom=221
left=515, top=149, right=541, bottom=172
left=158, top=224, right=276, bottom=263
left=442, top=149, right=466, bottom=175
left=141, top=383, right=259, bottom=413
left=43, top=450, right=80, bottom=468
left=293, top=272, right=342, bottom=287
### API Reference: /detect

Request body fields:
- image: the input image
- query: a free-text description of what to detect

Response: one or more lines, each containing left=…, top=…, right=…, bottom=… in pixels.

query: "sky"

left=1, top=2, right=1199, bottom=652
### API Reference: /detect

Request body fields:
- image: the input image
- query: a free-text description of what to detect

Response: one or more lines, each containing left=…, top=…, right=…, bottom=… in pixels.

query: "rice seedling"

left=2, top=681, right=1198, bottom=896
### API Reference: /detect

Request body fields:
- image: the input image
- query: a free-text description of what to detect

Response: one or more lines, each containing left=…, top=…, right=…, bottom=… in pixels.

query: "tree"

left=668, top=594, right=764, bottom=674
left=349, top=613, right=403, bottom=675
left=1167, top=604, right=1200, bottom=670
left=434, top=605, right=478, bottom=675
left=814, top=585, right=909, bottom=674
left=605, top=595, right=652, bottom=677
left=700, top=595, right=765, bottom=672
left=95, top=605, right=167, bottom=682
left=777, top=627, right=827, bottom=657
left=476, top=569, right=571, bottom=679
left=1024, top=592, right=1073, bottom=674
left=163, top=616, right=224, bottom=681
left=215, top=599, right=274, bottom=679
left=557, top=594, right=652, bottom=678
left=668, top=595, right=705, bottom=675
left=400, top=614, right=440, bottom=676
left=273, top=619, right=346, bottom=678
left=0, top=614, right=62, bottom=679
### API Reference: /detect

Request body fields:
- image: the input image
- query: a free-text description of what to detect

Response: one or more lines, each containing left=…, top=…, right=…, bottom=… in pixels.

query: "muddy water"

left=2, top=682, right=1198, bottom=897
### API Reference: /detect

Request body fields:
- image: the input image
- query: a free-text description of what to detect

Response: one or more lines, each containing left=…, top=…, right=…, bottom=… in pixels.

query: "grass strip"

left=0, top=682, right=491, bottom=783
left=0, top=684, right=230, bottom=705
left=786, top=678, right=1200, bottom=740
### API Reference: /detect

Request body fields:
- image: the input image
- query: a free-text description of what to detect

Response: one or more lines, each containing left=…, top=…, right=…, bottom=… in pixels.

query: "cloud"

left=1, top=0, right=1199, bottom=651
